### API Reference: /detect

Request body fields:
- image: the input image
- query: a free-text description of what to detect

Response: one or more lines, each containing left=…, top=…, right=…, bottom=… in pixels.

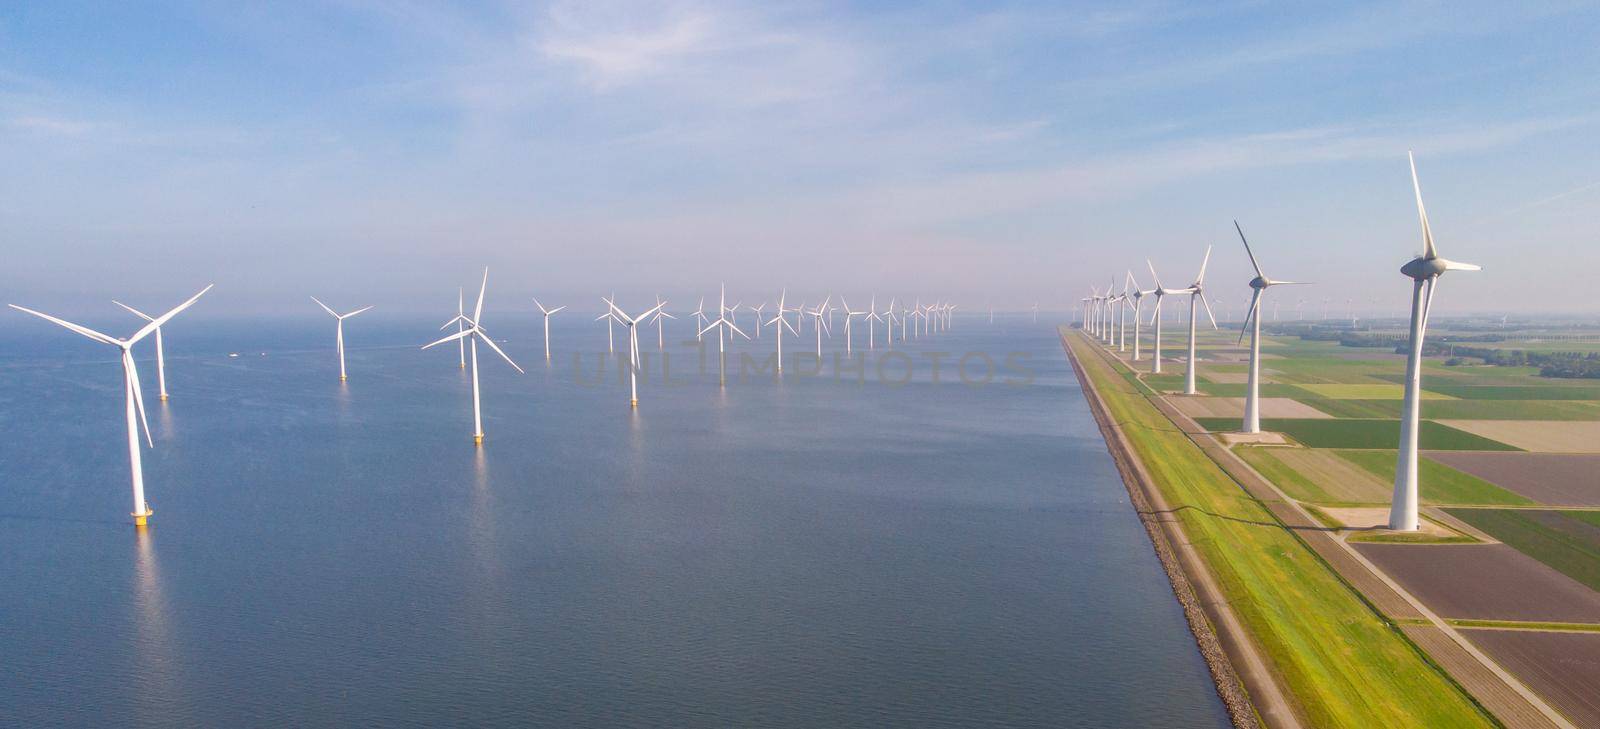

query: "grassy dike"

left=1064, top=331, right=1495, bottom=727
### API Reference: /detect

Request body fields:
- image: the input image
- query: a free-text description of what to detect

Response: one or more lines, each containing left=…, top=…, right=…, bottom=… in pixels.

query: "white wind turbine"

left=865, top=295, right=884, bottom=350
left=1127, top=272, right=1153, bottom=360
left=651, top=295, right=676, bottom=349
left=532, top=297, right=566, bottom=360
left=605, top=297, right=666, bottom=407
left=1235, top=221, right=1308, bottom=434
left=422, top=269, right=523, bottom=445
left=692, top=297, right=708, bottom=341
left=11, top=284, right=212, bottom=526
left=883, top=297, right=898, bottom=347
left=112, top=296, right=196, bottom=401
left=1174, top=247, right=1218, bottom=395
left=767, top=289, right=799, bottom=373
left=840, top=297, right=865, bottom=355
left=596, top=293, right=617, bottom=353
left=1389, top=152, right=1481, bottom=532
left=1143, top=261, right=1189, bottom=375
left=698, top=283, right=749, bottom=383
left=746, top=302, right=766, bottom=339
left=451, top=289, right=466, bottom=367
left=311, top=296, right=374, bottom=381
left=805, top=296, right=832, bottom=357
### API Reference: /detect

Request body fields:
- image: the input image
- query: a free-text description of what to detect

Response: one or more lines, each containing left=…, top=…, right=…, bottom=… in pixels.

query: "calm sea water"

left=0, top=311, right=1227, bottom=727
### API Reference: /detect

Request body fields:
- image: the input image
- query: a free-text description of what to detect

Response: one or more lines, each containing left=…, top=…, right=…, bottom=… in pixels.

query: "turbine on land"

left=1389, top=153, right=1480, bottom=532
left=422, top=269, right=523, bottom=445
left=1175, top=246, right=1219, bottom=395
left=1144, top=261, right=1189, bottom=375
left=10, top=284, right=212, bottom=525
left=1235, top=221, right=1308, bottom=434
left=311, top=296, right=374, bottom=381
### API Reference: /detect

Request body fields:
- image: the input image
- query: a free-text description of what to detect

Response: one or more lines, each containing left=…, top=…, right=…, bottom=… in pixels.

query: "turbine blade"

left=343, top=305, right=374, bottom=318
left=1146, top=260, right=1162, bottom=289
left=1409, top=151, right=1438, bottom=260
left=728, top=320, right=750, bottom=340
left=125, top=353, right=153, bottom=448
left=8, top=305, right=121, bottom=345
left=131, top=284, right=213, bottom=344
left=113, top=300, right=155, bottom=321
left=1234, top=220, right=1265, bottom=278
left=639, top=302, right=666, bottom=322
left=473, top=268, right=488, bottom=324
left=532, top=297, right=547, bottom=315
left=1444, top=261, right=1481, bottom=272
left=310, top=295, right=338, bottom=318
left=422, top=329, right=472, bottom=349
left=1200, top=292, right=1218, bottom=330
left=1420, top=277, right=1438, bottom=334
left=1238, top=289, right=1262, bottom=345
left=1197, top=245, right=1212, bottom=283
left=478, top=333, right=524, bottom=374
left=550, top=306, right=566, bottom=314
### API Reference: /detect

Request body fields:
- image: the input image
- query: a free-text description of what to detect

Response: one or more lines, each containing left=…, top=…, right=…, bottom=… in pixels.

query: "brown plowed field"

left=1354, top=543, right=1600, bottom=623
left=1466, top=629, right=1600, bottom=728
left=1426, top=452, right=1600, bottom=506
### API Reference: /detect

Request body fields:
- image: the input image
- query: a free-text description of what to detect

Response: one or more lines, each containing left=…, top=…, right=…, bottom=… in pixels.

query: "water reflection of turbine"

left=132, top=528, right=186, bottom=719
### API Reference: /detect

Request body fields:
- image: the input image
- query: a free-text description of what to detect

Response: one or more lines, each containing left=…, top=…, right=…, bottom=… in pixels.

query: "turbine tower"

left=10, top=284, right=212, bottom=526
left=698, top=284, right=749, bottom=384
left=767, top=289, right=799, bottom=373
left=1144, top=262, right=1186, bottom=375
left=840, top=297, right=864, bottom=355
left=651, top=296, right=676, bottom=350
left=1235, top=221, right=1307, bottom=434
left=113, top=297, right=197, bottom=401
left=422, top=269, right=523, bottom=445
left=311, top=296, right=374, bottom=381
left=866, top=295, right=883, bottom=350
left=1177, top=246, right=1219, bottom=395
left=1389, top=153, right=1481, bottom=532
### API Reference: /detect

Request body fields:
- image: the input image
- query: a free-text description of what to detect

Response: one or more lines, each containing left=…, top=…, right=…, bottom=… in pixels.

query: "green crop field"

left=1197, top=382, right=1318, bottom=398
left=1297, top=383, right=1454, bottom=400
left=1422, top=383, right=1600, bottom=400
left=1332, top=450, right=1533, bottom=505
left=1294, top=398, right=1600, bottom=420
left=1445, top=509, right=1600, bottom=591
left=1192, top=417, right=1521, bottom=451
left=1068, top=333, right=1494, bottom=727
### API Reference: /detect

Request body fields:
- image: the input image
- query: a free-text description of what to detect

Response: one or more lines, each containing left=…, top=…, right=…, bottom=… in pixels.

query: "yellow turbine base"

left=159, top=394, right=169, bottom=401
left=473, top=434, right=483, bottom=445
left=340, top=375, right=347, bottom=381
left=132, top=509, right=152, bottom=527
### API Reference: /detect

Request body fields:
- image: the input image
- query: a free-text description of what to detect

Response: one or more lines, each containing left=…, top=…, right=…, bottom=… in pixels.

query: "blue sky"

left=2, top=1, right=1597, bottom=316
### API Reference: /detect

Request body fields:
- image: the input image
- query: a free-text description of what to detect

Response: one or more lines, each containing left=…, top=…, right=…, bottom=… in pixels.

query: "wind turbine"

left=692, top=297, right=708, bottom=341
left=532, top=297, right=566, bottom=360
left=698, top=283, right=749, bottom=384
left=422, top=269, right=523, bottom=445
left=112, top=296, right=197, bottom=401
left=1235, top=222, right=1308, bottom=433
left=840, top=297, right=865, bottom=355
left=866, top=295, right=883, bottom=350
left=596, top=293, right=617, bottom=353
left=767, top=289, right=799, bottom=373
left=1032, top=302, right=1039, bottom=324
left=1144, top=261, right=1188, bottom=375
left=805, top=296, right=832, bottom=357
left=746, top=302, right=766, bottom=339
left=1389, top=152, right=1481, bottom=532
left=311, top=296, right=374, bottom=381
left=1127, top=272, right=1152, bottom=360
left=1172, top=246, right=1219, bottom=395
left=651, top=296, right=676, bottom=350
left=605, top=297, right=666, bottom=407
left=10, top=284, right=212, bottom=526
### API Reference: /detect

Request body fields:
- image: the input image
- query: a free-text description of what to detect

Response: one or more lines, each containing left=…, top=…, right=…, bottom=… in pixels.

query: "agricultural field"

left=1437, top=420, right=1600, bottom=453
left=1192, top=417, right=1519, bottom=451
left=1425, top=453, right=1600, bottom=506
left=1353, top=543, right=1600, bottom=623
left=1331, top=450, right=1531, bottom=506
left=1445, top=509, right=1600, bottom=591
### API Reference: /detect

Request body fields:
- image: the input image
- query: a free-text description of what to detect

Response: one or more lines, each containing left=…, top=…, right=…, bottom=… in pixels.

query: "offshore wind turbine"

left=866, top=295, right=883, bottom=350
left=10, top=284, right=212, bottom=526
left=311, top=296, right=374, bottom=381
left=113, top=294, right=203, bottom=401
left=692, top=297, right=708, bottom=341
left=805, top=296, right=832, bottom=357
left=533, top=297, right=566, bottom=360
left=596, top=293, right=617, bottom=353
left=699, top=284, right=749, bottom=384
left=767, top=289, right=799, bottom=373
left=651, top=296, right=676, bottom=350
left=422, top=269, right=523, bottom=445
left=840, top=297, right=864, bottom=355
left=746, top=302, right=766, bottom=339
left=1389, top=153, right=1481, bottom=532
left=605, top=297, right=666, bottom=407
left=1235, top=221, right=1308, bottom=434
